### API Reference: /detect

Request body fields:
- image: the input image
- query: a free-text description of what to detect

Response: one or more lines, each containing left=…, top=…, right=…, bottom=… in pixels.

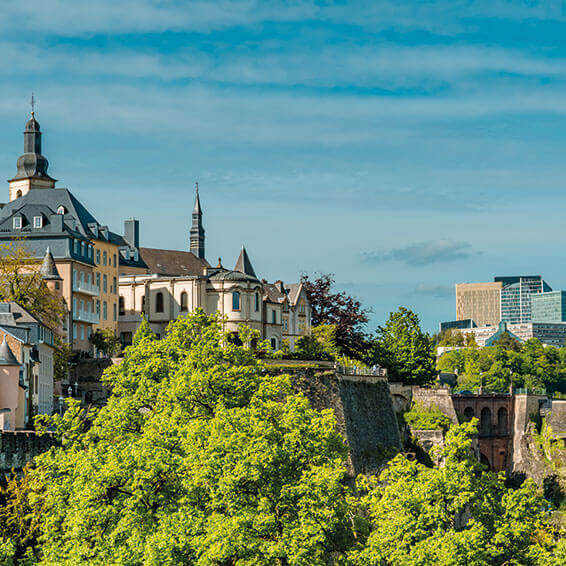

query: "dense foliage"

left=293, top=324, right=340, bottom=361
left=369, top=307, right=436, bottom=385
left=300, top=273, right=369, bottom=359
left=0, top=312, right=563, bottom=564
left=403, top=402, right=452, bottom=431
left=437, top=336, right=566, bottom=394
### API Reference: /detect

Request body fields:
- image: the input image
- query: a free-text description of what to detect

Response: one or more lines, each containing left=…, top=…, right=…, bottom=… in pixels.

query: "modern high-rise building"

left=496, top=276, right=551, bottom=324
left=531, top=290, right=566, bottom=323
left=455, top=282, right=503, bottom=327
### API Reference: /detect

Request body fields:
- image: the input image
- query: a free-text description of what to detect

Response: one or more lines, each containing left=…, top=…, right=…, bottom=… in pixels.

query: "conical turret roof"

left=40, top=247, right=62, bottom=281
left=0, top=336, right=19, bottom=366
left=234, top=246, right=257, bottom=278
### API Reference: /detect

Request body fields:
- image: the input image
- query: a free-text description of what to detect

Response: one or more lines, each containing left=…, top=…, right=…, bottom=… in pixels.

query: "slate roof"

left=0, top=335, right=19, bottom=366
left=263, top=283, right=287, bottom=304
left=285, top=283, right=303, bottom=306
left=139, top=247, right=209, bottom=276
left=40, top=247, right=62, bottom=280
left=234, top=247, right=257, bottom=278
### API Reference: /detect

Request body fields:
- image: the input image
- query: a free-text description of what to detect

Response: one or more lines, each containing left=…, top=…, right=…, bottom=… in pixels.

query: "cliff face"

left=292, top=371, right=402, bottom=476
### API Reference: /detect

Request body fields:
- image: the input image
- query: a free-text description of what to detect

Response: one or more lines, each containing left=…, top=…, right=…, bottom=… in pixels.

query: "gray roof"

left=285, top=283, right=302, bottom=305
left=40, top=247, right=62, bottom=280
left=234, top=247, right=257, bottom=278
left=0, top=336, right=19, bottom=366
left=209, top=268, right=259, bottom=283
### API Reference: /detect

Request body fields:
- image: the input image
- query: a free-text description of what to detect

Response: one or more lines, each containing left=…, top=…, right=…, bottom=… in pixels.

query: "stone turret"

left=189, top=183, right=205, bottom=259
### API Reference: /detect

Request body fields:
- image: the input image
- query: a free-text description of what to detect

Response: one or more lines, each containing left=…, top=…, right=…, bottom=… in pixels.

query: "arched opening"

left=480, top=407, right=491, bottom=435
left=155, top=292, right=164, bottom=313
left=141, top=295, right=145, bottom=313
left=463, top=406, right=475, bottom=422
left=118, top=296, right=125, bottom=316
left=232, top=291, right=240, bottom=311
left=270, top=337, right=278, bottom=350
left=480, top=452, right=491, bottom=471
left=16, top=190, right=22, bottom=198
left=255, top=292, right=260, bottom=312
left=497, top=407, right=508, bottom=435
left=180, top=291, right=188, bottom=311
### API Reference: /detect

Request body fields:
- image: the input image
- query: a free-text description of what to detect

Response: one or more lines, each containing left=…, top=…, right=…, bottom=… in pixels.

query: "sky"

left=1, top=1, right=565, bottom=333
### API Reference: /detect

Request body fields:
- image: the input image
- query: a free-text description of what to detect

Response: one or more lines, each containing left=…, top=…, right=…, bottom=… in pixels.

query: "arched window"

left=119, top=296, right=125, bottom=316
left=16, top=190, right=22, bottom=199
left=270, top=338, right=277, bottom=350
left=463, top=406, right=475, bottom=422
left=57, top=206, right=67, bottom=215
left=232, top=291, right=240, bottom=311
left=480, top=407, right=491, bottom=435
left=497, top=407, right=508, bottom=435
left=180, top=292, right=188, bottom=311
left=156, top=291, right=164, bottom=313
left=141, top=295, right=145, bottom=313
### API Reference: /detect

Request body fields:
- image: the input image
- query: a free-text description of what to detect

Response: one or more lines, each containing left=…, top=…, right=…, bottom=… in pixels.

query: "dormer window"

left=13, top=216, right=22, bottom=230
left=33, top=215, right=43, bottom=229
left=57, top=206, right=67, bottom=215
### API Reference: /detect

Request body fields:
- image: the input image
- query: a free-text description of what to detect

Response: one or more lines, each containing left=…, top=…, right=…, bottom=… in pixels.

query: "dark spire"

left=40, top=247, right=62, bottom=281
left=189, top=182, right=205, bottom=259
left=0, top=335, right=19, bottom=366
left=12, top=105, right=55, bottom=182
left=234, top=246, right=257, bottom=278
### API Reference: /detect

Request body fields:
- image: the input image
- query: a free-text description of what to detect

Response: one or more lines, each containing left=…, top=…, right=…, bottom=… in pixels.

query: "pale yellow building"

left=456, top=282, right=503, bottom=327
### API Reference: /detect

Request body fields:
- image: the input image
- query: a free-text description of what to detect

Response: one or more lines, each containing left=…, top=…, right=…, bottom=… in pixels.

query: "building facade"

left=456, top=282, right=502, bottom=327
left=496, top=276, right=551, bottom=324
left=531, top=290, right=566, bottom=323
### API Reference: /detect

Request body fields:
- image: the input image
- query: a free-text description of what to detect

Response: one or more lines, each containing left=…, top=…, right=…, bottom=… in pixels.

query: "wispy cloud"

left=363, top=240, right=480, bottom=267
left=414, top=283, right=454, bottom=298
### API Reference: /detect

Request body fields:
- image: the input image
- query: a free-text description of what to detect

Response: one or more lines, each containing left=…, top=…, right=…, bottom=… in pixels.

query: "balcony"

left=73, top=281, right=100, bottom=296
left=73, top=310, right=100, bottom=324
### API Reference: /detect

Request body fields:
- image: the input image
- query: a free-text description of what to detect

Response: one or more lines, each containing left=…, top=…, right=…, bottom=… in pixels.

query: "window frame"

left=232, top=291, right=241, bottom=311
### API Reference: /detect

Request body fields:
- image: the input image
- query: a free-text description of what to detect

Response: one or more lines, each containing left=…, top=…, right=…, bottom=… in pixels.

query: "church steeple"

left=189, top=182, right=205, bottom=259
left=9, top=99, right=56, bottom=201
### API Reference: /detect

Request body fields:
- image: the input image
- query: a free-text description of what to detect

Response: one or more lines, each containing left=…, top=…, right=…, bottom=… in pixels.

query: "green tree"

left=29, top=311, right=355, bottom=565
left=348, top=421, right=559, bottom=565
left=294, top=324, right=340, bottom=361
left=89, top=328, right=121, bottom=357
left=373, top=307, right=436, bottom=385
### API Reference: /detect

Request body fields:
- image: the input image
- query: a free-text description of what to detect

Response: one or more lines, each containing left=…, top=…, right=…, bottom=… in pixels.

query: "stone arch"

left=180, top=291, right=188, bottom=311
left=463, top=406, right=475, bottom=421
left=497, top=407, right=508, bottom=435
left=480, top=407, right=491, bottom=435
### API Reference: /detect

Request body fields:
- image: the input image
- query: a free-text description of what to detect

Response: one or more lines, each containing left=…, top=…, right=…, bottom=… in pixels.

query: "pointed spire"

left=234, top=246, right=257, bottom=278
left=40, top=247, right=62, bottom=281
left=189, top=182, right=205, bottom=260
left=0, top=335, right=19, bottom=366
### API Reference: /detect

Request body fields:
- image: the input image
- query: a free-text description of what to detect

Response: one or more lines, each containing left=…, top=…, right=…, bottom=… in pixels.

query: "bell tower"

left=9, top=97, right=56, bottom=201
left=189, top=182, right=205, bottom=259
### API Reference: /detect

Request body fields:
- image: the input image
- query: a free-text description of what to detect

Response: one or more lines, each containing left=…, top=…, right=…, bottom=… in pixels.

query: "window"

left=80, top=326, right=85, bottom=340
left=255, top=293, right=259, bottom=312
left=79, top=271, right=84, bottom=284
left=73, top=298, right=77, bottom=312
left=57, top=206, right=66, bottom=215
left=119, top=296, right=125, bottom=316
left=103, top=301, right=107, bottom=320
left=103, top=275, right=107, bottom=293
left=180, top=292, right=188, bottom=311
left=13, top=217, right=22, bottom=229
left=73, top=324, right=77, bottom=340
left=33, top=215, right=43, bottom=228
left=96, top=250, right=100, bottom=264
left=96, top=273, right=100, bottom=288
left=156, top=292, right=164, bottom=313
left=272, top=310, right=276, bottom=324
left=103, top=251, right=107, bottom=266
left=81, top=242, right=86, bottom=256
left=113, top=303, right=117, bottom=321
left=141, top=295, right=145, bottom=313
left=284, top=320, right=288, bottom=331
left=75, top=239, right=80, bottom=254
left=113, top=254, right=117, bottom=267
left=79, top=299, right=84, bottom=311
left=87, top=327, right=92, bottom=339
left=73, top=270, right=77, bottom=287
left=270, top=338, right=277, bottom=350
left=299, top=304, right=306, bottom=314
left=113, top=277, right=117, bottom=294
left=232, top=291, right=240, bottom=311
left=16, top=190, right=22, bottom=199
left=96, top=300, right=100, bottom=315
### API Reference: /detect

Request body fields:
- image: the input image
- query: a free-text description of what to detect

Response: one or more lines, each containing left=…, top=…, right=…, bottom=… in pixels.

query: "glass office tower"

left=495, top=276, right=551, bottom=324
left=531, top=290, right=566, bottom=323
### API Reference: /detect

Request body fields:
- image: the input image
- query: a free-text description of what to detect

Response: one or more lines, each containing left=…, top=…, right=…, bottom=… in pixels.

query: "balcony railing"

left=73, top=281, right=100, bottom=296
left=73, top=310, right=100, bottom=324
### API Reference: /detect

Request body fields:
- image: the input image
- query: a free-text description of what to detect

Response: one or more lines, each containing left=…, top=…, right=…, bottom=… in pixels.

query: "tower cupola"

left=189, top=182, right=205, bottom=259
left=9, top=101, right=56, bottom=202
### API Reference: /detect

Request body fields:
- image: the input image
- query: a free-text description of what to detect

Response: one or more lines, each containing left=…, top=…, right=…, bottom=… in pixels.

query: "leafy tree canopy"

left=300, top=273, right=369, bottom=359
left=370, top=307, right=436, bottom=386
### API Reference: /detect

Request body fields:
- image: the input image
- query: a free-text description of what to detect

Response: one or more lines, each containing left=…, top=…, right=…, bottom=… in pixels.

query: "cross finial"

left=30, top=93, right=36, bottom=117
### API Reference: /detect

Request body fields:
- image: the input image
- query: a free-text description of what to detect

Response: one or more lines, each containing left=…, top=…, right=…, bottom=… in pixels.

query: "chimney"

left=124, top=218, right=139, bottom=248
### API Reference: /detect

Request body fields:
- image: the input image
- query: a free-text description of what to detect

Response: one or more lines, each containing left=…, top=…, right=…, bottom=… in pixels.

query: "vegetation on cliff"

left=0, top=312, right=562, bottom=564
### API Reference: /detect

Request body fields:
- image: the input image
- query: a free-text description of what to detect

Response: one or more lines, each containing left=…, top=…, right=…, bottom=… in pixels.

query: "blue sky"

left=1, top=1, right=566, bottom=332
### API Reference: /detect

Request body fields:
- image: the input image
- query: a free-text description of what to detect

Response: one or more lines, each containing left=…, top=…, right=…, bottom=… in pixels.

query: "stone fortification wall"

left=412, top=387, right=459, bottom=424
left=0, top=431, right=55, bottom=472
left=512, top=394, right=546, bottom=474
left=547, top=400, right=566, bottom=436
left=291, top=371, right=402, bottom=476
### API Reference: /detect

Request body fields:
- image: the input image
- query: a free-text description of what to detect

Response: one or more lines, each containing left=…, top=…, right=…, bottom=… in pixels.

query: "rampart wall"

left=0, top=431, right=55, bottom=472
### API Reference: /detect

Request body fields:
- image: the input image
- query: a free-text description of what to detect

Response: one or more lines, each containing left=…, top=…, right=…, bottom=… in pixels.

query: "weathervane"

left=30, top=93, right=36, bottom=117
